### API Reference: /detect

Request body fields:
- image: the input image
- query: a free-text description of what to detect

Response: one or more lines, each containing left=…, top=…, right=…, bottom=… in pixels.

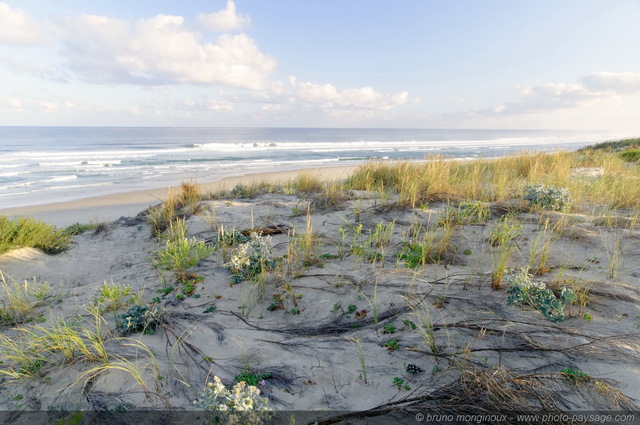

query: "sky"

left=1, top=0, right=640, bottom=131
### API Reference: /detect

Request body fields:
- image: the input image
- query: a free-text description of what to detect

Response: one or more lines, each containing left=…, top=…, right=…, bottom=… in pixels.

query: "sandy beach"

left=0, top=165, right=358, bottom=227
left=1, top=151, right=639, bottom=423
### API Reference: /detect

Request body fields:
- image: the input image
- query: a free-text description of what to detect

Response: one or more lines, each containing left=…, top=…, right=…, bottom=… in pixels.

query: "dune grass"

left=147, top=181, right=205, bottom=237
left=345, top=150, right=640, bottom=209
left=0, top=309, right=159, bottom=393
left=0, top=216, right=71, bottom=255
left=0, top=272, right=51, bottom=325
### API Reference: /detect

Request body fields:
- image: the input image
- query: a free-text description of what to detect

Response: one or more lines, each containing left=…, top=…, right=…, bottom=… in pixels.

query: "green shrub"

left=620, top=150, right=640, bottom=163
left=116, top=304, right=163, bottom=334
left=0, top=216, right=71, bottom=255
left=506, top=269, right=576, bottom=322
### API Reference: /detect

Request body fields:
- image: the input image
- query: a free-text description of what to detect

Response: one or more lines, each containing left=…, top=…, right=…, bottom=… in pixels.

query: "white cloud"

left=482, top=81, right=610, bottom=116
left=581, top=71, right=640, bottom=93
left=287, top=77, right=409, bottom=111
left=56, top=13, right=276, bottom=89
left=197, top=0, right=251, bottom=32
left=3, top=6, right=412, bottom=123
left=0, top=2, right=46, bottom=45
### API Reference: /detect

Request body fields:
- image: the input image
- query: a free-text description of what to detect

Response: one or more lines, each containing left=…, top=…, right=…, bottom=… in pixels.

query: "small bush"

left=116, top=304, right=163, bottom=334
left=619, top=150, right=640, bottom=163
left=231, top=184, right=253, bottom=199
left=0, top=216, right=71, bottom=255
left=506, top=269, right=576, bottom=322
left=524, top=184, right=571, bottom=211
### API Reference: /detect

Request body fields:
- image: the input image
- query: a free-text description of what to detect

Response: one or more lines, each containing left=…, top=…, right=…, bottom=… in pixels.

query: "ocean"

left=0, top=127, right=618, bottom=209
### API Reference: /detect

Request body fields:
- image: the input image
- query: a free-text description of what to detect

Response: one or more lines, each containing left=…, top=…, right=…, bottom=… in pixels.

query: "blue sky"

left=1, top=0, right=640, bottom=130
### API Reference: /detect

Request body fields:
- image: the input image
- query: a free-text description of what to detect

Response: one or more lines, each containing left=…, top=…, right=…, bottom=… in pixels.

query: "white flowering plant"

left=194, top=376, right=271, bottom=425
left=224, top=233, right=276, bottom=284
left=524, top=184, right=572, bottom=212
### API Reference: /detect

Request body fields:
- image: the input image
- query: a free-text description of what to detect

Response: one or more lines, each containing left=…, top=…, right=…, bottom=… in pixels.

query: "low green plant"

left=506, top=269, right=576, bottom=322
left=392, top=376, right=411, bottom=390
left=399, top=220, right=454, bottom=268
left=383, top=339, right=400, bottom=352
left=398, top=238, right=440, bottom=267
left=561, top=367, right=589, bottom=384
left=116, top=304, right=163, bottom=335
left=266, top=294, right=284, bottom=312
left=459, top=200, right=490, bottom=223
left=337, top=221, right=394, bottom=263
left=382, top=322, right=396, bottom=334
left=216, top=227, right=249, bottom=247
left=235, top=366, right=270, bottom=387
